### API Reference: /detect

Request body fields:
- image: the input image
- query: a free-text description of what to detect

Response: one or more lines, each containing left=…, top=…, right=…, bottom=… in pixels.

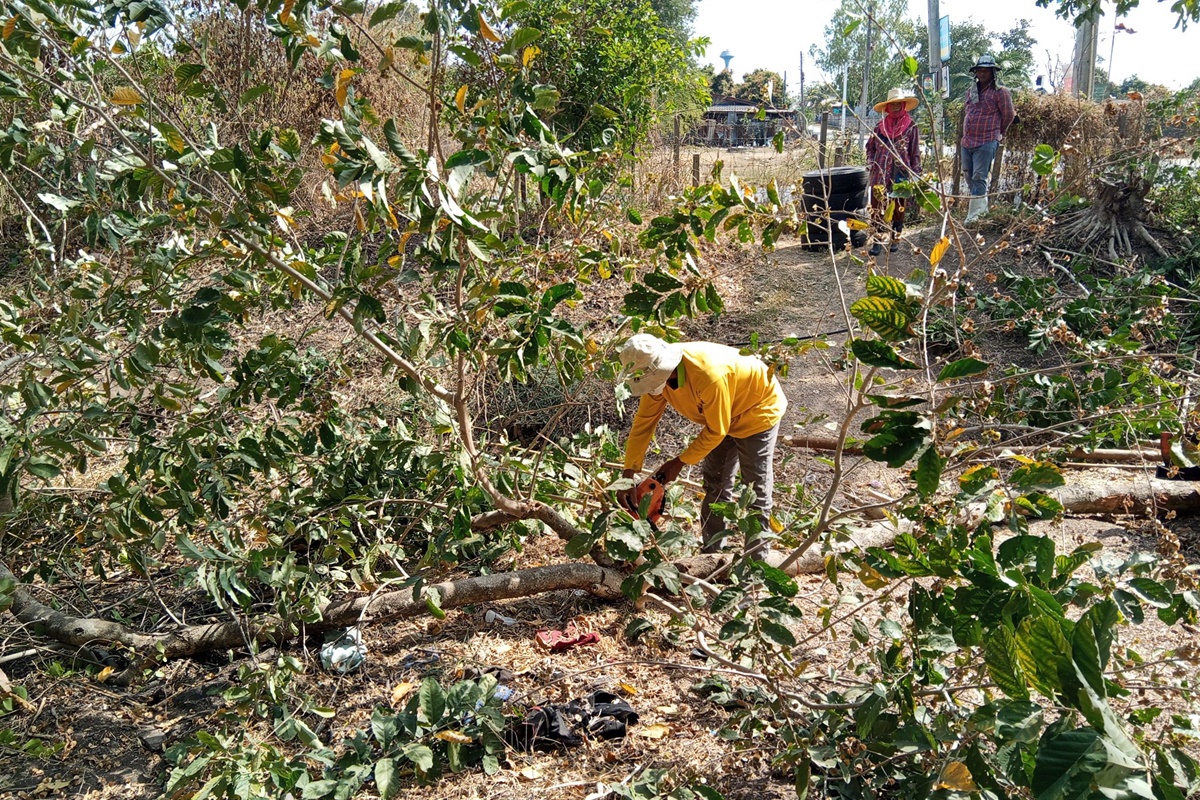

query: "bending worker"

left=616, top=334, right=787, bottom=558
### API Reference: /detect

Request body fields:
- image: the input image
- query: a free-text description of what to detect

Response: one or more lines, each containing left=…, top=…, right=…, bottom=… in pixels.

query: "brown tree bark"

left=0, top=560, right=624, bottom=660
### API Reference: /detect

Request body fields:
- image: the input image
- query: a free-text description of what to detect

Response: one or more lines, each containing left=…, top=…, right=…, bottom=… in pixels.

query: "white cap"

left=618, top=334, right=684, bottom=396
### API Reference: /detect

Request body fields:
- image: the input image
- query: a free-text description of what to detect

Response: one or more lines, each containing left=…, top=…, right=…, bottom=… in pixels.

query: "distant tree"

left=1092, top=67, right=1118, bottom=100
left=1120, top=74, right=1149, bottom=94
left=711, top=68, right=735, bottom=97
left=650, top=0, right=699, bottom=45
left=1188, top=75, right=1200, bottom=94
left=1037, top=0, right=1200, bottom=31
left=997, top=20, right=1036, bottom=89
left=733, top=68, right=787, bottom=106
left=811, top=0, right=922, bottom=112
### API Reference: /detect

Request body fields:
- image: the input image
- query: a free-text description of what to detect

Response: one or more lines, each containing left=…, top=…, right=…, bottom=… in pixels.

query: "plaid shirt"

left=962, top=82, right=1015, bottom=148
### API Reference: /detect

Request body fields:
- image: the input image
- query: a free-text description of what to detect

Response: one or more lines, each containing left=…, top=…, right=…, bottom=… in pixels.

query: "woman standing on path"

left=865, top=88, right=922, bottom=257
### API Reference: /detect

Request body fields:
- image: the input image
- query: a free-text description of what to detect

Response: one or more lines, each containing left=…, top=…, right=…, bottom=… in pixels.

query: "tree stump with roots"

left=1057, top=175, right=1168, bottom=261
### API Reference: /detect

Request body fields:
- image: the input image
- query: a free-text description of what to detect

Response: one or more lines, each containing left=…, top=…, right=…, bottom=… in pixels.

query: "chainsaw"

left=621, top=470, right=668, bottom=529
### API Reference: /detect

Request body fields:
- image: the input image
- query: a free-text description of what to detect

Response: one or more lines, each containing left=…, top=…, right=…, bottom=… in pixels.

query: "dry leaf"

left=637, top=723, right=670, bottom=739
left=522, top=45, right=541, bottom=67
left=478, top=11, right=500, bottom=42
left=845, top=217, right=870, bottom=230
left=618, top=682, right=638, bottom=696
left=96, top=666, right=115, bottom=683
left=518, top=766, right=542, bottom=780
left=391, top=681, right=416, bottom=706
left=655, top=705, right=680, bottom=716
left=335, top=68, right=355, bottom=107
left=936, top=761, right=978, bottom=792
left=279, top=0, right=296, bottom=24
left=110, top=86, right=143, bottom=106
left=379, top=46, right=395, bottom=74
left=454, top=84, right=467, bottom=114
left=434, top=730, right=473, bottom=744
left=2, top=16, right=17, bottom=39
left=929, top=235, right=951, bottom=267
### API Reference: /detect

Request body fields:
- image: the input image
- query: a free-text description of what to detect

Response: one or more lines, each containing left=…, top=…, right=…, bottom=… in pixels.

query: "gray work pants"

left=699, top=422, right=779, bottom=557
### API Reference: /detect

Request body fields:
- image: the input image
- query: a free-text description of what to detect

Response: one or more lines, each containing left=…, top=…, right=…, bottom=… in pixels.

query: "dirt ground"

left=1, top=219, right=1197, bottom=799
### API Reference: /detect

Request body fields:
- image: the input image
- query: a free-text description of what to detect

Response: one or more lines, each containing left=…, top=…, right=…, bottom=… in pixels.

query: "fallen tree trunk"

left=0, top=560, right=624, bottom=660
left=784, top=436, right=1160, bottom=465
left=675, top=520, right=905, bottom=578
left=1050, top=468, right=1200, bottom=515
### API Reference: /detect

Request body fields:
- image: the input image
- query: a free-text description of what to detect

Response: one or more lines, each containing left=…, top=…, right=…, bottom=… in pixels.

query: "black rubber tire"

left=801, top=166, right=869, bottom=196
left=802, top=187, right=868, bottom=214
left=801, top=210, right=868, bottom=249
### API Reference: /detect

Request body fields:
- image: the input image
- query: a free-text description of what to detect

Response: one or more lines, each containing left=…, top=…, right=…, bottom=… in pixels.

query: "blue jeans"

left=962, top=140, right=999, bottom=197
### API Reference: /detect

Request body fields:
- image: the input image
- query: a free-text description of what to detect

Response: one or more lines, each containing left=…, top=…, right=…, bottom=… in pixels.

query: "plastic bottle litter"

left=319, top=627, right=367, bottom=673
left=485, top=609, right=517, bottom=626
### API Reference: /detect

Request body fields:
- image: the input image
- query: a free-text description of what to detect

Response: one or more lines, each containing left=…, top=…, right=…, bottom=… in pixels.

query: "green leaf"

left=403, top=743, right=436, bottom=772
left=237, top=84, right=270, bottom=108
left=1010, top=461, right=1065, bottom=491
left=626, top=208, right=642, bottom=224
left=1016, top=616, right=1070, bottom=697
left=850, top=296, right=913, bottom=341
left=759, top=619, right=796, bottom=647
left=902, top=55, right=919, bottom=78
left=850, top=339, right=918, bottom=370
left=369, top=1, right=406, bottom=26
left=1126, top=577, right=1172, bottom=608
left=1032, top=728, right=1105, bottom=799
left=913, top=446, right=944, bottom=498
left=565, top=534, right=595, bottom=559
left=174, top=63, right=205, bottom=88
left=24, top=459, right=61, bottom=479
left=756, top=562, right=798, bottom=598
left=375, top=758, right=397, bottom=800
left=994, top=700, right=1044, bottom=743
left=1071, top=614, right=1105, bottom=697
left=937, top=357, right=989, bottom=381
left=445, top=148, right=490, bottom=168
left=508, top=27, right=541, bottom=51
left=419, top=678, right=446, bottom=726
left=37, top=193, right=80, bottom=213
left=842, top=18, right=862, bottom=36
left=959, top=465, right=999, bottom=496
left=985, top=627, right=1029, bottom=700
left=1031, top=143, right=1058, bottom=177
left=865, top=273, right=908, bottom=301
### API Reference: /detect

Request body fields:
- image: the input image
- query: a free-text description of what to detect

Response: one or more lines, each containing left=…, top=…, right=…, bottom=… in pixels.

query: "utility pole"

left=857, top=0, right=873, bottom=148
left=927, top=0, right=940, bottom=93
left=1072, top=15, right=1099, bottom=99
left=799, top=52, right=805, bottom=110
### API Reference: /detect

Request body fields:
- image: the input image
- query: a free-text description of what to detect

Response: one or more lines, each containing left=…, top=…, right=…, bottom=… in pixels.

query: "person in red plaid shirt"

left=961, top=54, right=1015, bottom=223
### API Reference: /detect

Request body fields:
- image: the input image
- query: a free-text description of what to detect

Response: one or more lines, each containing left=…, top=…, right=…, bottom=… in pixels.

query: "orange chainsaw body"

left=624, top=472, right=667, bottom=526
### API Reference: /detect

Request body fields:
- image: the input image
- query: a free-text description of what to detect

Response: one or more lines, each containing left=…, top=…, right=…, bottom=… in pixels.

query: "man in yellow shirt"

left=616, top=334, right=788, bottom=558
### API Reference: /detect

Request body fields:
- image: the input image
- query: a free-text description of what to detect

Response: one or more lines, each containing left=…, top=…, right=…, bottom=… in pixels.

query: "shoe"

left=889, top=241, right=899, bottom=253
left=965, top=196, right=989, bottom=224
left=868, top=243, right=882, bottom=257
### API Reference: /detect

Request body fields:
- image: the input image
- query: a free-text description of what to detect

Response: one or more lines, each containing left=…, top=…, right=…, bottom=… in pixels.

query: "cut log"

left=0, top=560, right=625, bottom=660
left=675, top=520, right=905, bottom=578
left=1050, top=468, right=1200, bottom=515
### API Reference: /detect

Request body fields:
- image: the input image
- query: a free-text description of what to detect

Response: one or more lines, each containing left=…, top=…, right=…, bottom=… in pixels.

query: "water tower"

left=719, top=50, right=733, bottom=71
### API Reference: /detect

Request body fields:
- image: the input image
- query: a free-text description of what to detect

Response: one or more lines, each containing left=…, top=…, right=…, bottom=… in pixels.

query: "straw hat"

left=618, top=334, right=683, bottom=396
left=873, top=87, right=919, bottom=113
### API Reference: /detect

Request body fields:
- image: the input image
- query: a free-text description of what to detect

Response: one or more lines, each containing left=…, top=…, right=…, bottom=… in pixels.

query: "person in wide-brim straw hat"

left=615, top=333, right=788, bottom=560
left=872, top=87, right=919, bottom=114
left=865, top=87, right=922, bottom=257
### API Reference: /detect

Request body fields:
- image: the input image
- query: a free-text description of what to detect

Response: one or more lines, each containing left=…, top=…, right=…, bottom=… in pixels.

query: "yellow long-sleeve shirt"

left=622, top=342, right=788, bottom=472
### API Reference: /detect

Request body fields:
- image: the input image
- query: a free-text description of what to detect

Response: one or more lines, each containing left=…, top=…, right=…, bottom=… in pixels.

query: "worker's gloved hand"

left=617, top=468, right=638, bottom=512
left=655, top=457, right=685, bottom=486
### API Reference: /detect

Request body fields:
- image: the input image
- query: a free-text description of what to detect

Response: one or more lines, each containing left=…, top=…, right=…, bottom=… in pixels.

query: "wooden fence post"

left=833, top=145, right=845, bottom=167
left=989, top=141, right=1005, bottom=199
left=673, top=116, right=681, bottom=166
left=692, top=153, right=700, bottom=187
left=951, top=104, right=966, bottom=200
left=818, top=112, right=830, bottom=169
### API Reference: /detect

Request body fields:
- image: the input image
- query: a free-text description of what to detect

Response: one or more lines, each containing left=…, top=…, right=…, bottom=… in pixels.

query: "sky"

left=693, top=0, right=1200, bottom=93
